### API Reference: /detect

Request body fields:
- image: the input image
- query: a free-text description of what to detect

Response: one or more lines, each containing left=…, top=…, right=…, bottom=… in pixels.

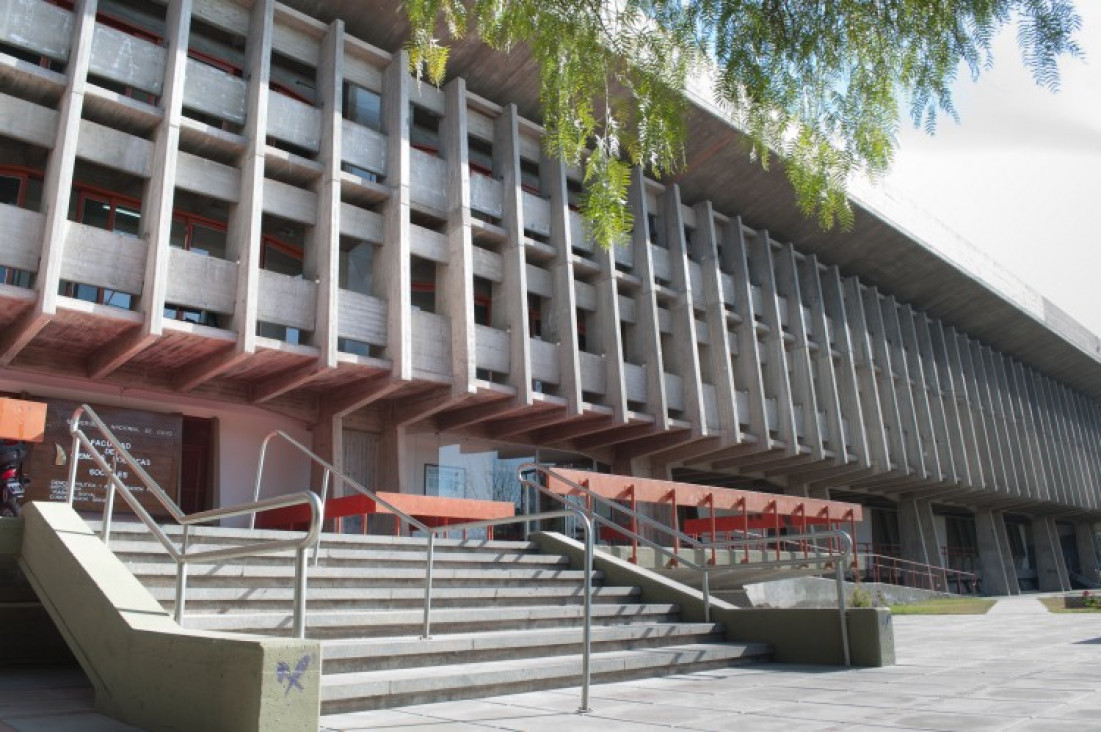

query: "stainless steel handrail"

left=419, top=509, right=596, bottom=713
left=248, top=430, right=434, bottom=540
left=67, top=405, right=323, bottom=638
left=519, top=463, right=854, bottom=665
left=248, top=439, right=597, bottom=711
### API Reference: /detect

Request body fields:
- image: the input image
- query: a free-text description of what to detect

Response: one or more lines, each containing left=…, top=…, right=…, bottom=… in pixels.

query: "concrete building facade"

left=1, top=0, right=1099, bottom=593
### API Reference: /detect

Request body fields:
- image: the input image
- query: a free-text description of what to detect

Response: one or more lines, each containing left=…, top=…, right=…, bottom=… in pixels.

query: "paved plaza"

left=1, top=595, right=1098, bottom=731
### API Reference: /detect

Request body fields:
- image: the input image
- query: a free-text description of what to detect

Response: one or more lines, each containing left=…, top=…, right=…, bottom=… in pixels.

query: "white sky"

left=875, top=2, right=1101, bottom=339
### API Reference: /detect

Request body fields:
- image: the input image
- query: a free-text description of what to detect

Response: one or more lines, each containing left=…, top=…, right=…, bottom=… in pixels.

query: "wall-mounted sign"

left=22, top=398, right=183, bottom=517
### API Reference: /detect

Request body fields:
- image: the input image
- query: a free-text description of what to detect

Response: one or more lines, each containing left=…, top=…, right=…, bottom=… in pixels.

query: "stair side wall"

left=532, top=531, right=894, bottom=667
left=18, top=502, right=321, bottom=732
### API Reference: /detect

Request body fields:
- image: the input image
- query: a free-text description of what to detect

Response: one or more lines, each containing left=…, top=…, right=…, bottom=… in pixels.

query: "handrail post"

left=835, top=534, right=851, bottom=667
left=249, top=432, right=276, bottom=529
left=66, top=430, right=81, bottom=505
left=702, top=570, right=711, bottom=623
left=101, top=462, right=116, bottom=548
left=422, top=532, right=435, bottom=639
left=293, top=546, right=308, bottom=639
left=577, top=511, right=593, bottom=714
left=314, top=469, right=332, bottom=566
left=174, top=560, right=188, bottom=626
left=174, top=526, right=191, bottom=626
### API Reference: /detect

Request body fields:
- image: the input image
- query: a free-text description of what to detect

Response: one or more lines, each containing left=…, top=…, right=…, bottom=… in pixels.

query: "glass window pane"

left=113, top=205, right=141, bottom=237
left=0, top=175, right=21, bottom=206
left=103, top=290, right=132, bottom=309
left=81, top=198, right=112, bottom=230
left=170, top=218, right=187, bottom=248
left=345, top=84, right=381, bottom=131
left=74, top=283, right=99, bottom=302
left=263, top=243, right=303, bottom=276
left=339, top=240, right=373, bottom=295
left=24, top=177, right=42, bottom=211
left=191, top=223, right=227, bottom=259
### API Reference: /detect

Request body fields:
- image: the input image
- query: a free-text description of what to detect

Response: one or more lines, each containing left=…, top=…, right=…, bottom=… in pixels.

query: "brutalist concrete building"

left=1, top=0, right=1099, bottom=595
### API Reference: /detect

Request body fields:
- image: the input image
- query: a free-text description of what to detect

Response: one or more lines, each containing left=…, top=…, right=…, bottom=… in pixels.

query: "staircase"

left=98, top=520, right=770, bottom=713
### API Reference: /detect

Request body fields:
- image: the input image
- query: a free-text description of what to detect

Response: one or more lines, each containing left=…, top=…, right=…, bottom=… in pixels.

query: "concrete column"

left=230, top=0, right=274, bottom=354
left=975, top=508, right=1015, bottom=596
left=723, top=217, right=770, bottom=447
left=946, top=328, right=990, bottom=489
left=929, top=320, right=973, bottom=486
left=89, top=0, right=192, bottom=377
left=544, top=155, right=581, bottom=415
left=1075, top=522, right=1100, bottom=585
left=494, top=104, right=532, bottom=405
left=627, top=170, right=667, bottom=423
left=693, top=201, right=740, bottom=445
left=1032, top=516, right=1071, bottom=592
left=311, top=20, right=345, bottom=370
left=862, top=287, right=909, bottom=474
left=441, top=78, right=475, bottom=396
left=774, top=243, right=822, bottom=459
left=843, top=277, right=891, bottom=472
left=800, top=256, right=848, bottom=465
left=907, top=309, right=952, bottom=483
left=378, top=52, right=412, bottom=380
left=882, top=297, right=927, bottom=479
left=0, top=0, right=98, bottom=364
left=661, top=185, right=705, bottom=433
left=746, top=231, right=798, bottom=455
left=374, top=419, right=405, bottom=493
left=899, top=498, right=941, bottom=565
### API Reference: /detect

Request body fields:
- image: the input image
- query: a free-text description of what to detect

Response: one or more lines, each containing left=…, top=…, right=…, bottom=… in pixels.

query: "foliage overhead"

left=403, top=0, right=1082, bottom=248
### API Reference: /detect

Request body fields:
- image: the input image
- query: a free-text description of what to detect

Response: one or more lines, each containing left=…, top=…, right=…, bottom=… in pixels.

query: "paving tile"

left=884, top=710, right=1024, bottom=732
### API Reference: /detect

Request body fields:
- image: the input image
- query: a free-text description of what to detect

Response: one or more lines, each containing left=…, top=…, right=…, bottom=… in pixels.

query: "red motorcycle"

left=1, top=440, right=29, bottom=517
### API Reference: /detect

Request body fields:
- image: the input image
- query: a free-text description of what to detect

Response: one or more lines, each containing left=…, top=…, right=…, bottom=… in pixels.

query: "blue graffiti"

left=276, top=654, right=311, bottom=696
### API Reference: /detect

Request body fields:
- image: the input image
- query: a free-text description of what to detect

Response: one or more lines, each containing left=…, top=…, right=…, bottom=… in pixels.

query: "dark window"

left=344, top=82, right=381, bottom=131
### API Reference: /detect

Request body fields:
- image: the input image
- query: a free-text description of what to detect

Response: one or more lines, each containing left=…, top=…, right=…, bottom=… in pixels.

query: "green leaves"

left=402, top=0, right=1081, bottom=249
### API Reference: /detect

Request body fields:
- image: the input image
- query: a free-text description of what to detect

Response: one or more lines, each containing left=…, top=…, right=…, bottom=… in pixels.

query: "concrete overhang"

left=298, top=0, right=1101, bottom=399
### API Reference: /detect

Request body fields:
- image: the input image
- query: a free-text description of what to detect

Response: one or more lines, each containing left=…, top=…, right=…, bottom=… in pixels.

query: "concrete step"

left=320, top=642, right=772, bottom=712
left=151, top=584, right=640, bottom=612
left=182, top=602, right=681, bottom=638
left=320, top=622, right=729, bottom=673
left=108, top=540, right=569, bottom=569
left=91, top=521, right=537, bottom=553
left=128, top=562, right=599, bottom=588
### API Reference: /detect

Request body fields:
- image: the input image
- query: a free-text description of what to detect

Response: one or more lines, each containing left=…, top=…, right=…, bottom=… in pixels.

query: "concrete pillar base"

left=1074, top=522, right=1100, bottom=586
left=1032, top=517, right=1071, bottom=592
left=975, top=509, right=1015, bottom=596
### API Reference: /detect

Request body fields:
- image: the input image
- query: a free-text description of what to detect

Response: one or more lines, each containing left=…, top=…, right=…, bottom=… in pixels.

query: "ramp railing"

left=518, top=463, right=854, bottom=665
left=66, top=405, right=323, bottom=637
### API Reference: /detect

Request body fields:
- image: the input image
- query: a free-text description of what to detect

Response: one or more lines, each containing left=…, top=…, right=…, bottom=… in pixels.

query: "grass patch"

left=1039, top=597, right=1101, bottom=614
left=889, top=598, right=997, bottom=615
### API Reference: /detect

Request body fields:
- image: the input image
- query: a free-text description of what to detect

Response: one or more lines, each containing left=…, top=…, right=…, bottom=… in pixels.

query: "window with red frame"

left=61, top=183, right=142, bottom=309
left=170, top=212, right=228, bottom=259
left=76, top=185, right=142, bottom=237
left=0, top=166, right=43, bottom=210
left=576, top=308, right=589, bottom=352
left=260, top=236, right=304, bottom=277
left=473, top=277, right=493, bottom=326
left=411, top=257, right=437, bottom=313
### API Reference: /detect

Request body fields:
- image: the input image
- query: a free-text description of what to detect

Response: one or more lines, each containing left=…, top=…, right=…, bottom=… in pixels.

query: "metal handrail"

left=419, top=509, right=596, bottom=713
left=249, top=430, right=434, bottom=538
left=246, top=432, right=597, bottom=710
left=519, top=463, right=853, bottom=665
left=67, top=405, right=323, bottom=638
left=861, top=550, right=981, bottom=594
